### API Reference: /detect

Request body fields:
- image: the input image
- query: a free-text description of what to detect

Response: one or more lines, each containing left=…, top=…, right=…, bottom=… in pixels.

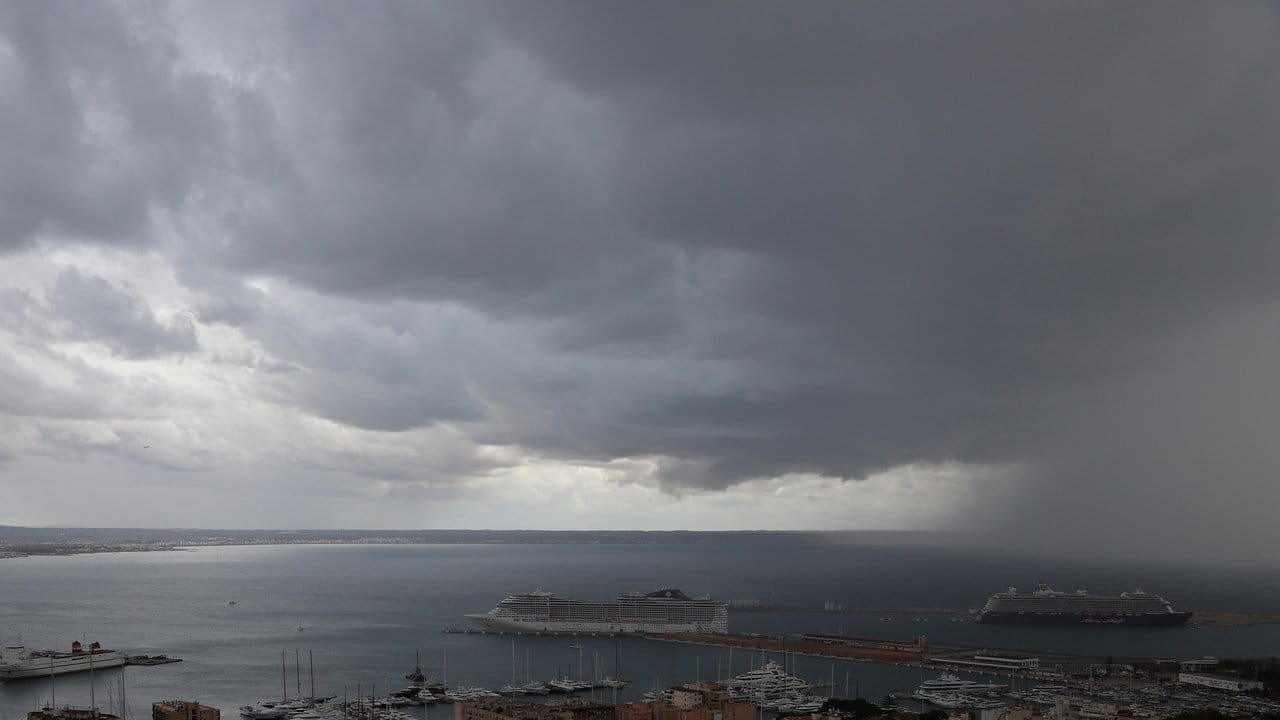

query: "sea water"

left=1, top=537, right=1278, bottom=718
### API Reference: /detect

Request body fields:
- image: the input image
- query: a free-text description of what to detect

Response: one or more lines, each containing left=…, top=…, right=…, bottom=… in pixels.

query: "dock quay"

left=125, top=655, right=183, bottom=666
left=647, top=632, right=930, bottom=665
left=443, top=627, right=625, bottom=637
left=643, top=632, right=1179, bottom=685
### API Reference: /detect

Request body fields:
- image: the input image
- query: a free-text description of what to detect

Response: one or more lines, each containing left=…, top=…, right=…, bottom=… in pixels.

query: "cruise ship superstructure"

left=975, top=582, right=1193, bottom=626
left=0, top=641, right=126, bottom=679
left=468, top=588, right=728, bottom=635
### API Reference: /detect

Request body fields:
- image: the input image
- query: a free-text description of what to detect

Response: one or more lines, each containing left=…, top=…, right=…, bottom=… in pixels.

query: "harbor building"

left=616, top=695, right=754, bottom=720
left=455, top=698, right=612, bottom=720
left=932, top=652, right=1040, bottom=672
left=1177, top=672, right=1264, bottom=692
left=152, top=701, right=220, bottom=720
left=662, top=682, right=753, bottom=718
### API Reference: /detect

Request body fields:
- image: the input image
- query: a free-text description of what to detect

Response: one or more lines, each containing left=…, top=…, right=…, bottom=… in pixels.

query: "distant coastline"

left=0, top=526, right=958, bottom=561
left=4, top=526, right=1278, bottom=626
left=731, top=603, right=1280, bottom=627
left=0, top=543, right=187, bottom=560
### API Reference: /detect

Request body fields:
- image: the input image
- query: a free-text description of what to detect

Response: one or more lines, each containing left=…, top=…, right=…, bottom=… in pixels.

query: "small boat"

left=239, top=707, right=287, bottom=720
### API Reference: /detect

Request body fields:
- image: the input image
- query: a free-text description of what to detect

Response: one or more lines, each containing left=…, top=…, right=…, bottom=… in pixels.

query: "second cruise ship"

left=467, top=588, right=728, bottom=634
left=975, top=582, right=1193, bottom=625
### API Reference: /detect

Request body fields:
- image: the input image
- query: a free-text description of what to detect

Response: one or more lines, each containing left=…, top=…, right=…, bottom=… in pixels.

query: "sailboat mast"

left=282, top=651, right=287, bottom=702
left=310, top=650, right=315, bottom=701
left=295, top=650, right=301, bottom=699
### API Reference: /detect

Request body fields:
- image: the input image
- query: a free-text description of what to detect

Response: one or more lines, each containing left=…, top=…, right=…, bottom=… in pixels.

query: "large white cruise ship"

left=0, top=641, right=127, bottom=679
left=467, top=588, right=728, bottom=634
left=975, top=582, right=1193, bottom=626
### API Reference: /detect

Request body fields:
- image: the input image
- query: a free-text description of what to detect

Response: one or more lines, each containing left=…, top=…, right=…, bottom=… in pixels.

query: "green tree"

left=819, top=698, right=882, bottom=719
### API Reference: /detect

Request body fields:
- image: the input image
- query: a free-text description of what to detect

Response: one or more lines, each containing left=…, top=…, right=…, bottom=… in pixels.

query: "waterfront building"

left=667, top=682, right=741, bottom=712
left=152, top=700, right=220, bottom=720
left=934, top=653, right=1040, bottom=672
left=1177, top=672, right=1264, bottom=692
left=454, top=698, right=612, bottom=720
left=615, top=696, right=753, bottom=720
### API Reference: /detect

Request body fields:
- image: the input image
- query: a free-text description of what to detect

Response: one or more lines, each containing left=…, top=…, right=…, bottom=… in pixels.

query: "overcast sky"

left=1, top=2, right=1277, bottom=556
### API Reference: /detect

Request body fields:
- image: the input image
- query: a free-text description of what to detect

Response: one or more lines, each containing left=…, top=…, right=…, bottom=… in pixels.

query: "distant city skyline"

left=1, top=3, right=1278, bottom=559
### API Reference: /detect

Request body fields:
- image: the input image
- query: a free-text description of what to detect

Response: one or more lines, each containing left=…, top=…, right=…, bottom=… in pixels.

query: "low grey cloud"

left=0, top=1, right=1278, bottom=546
left=46, top=268, right=198, bottom=358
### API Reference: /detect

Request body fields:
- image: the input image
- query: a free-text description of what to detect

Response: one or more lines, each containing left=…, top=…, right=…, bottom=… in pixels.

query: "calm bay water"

left=1, top=539, right=1279, bottom=719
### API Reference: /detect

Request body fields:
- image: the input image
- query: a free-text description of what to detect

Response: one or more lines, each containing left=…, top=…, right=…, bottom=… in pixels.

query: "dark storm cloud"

left=5, top=1, right=1280, bottom=542
left=0, top=2, right=221, bottom=250
left=166, top=1, right=1280, bottom=493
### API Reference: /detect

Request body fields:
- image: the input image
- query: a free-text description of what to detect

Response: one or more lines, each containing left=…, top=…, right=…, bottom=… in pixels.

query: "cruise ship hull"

left=465, top=614, right=722, bottom=635
left=0, top=652, right=127, bottom=679
left=975, top=611, right=1193, bottom=626
left=470, top=587, right=729, bottom=635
